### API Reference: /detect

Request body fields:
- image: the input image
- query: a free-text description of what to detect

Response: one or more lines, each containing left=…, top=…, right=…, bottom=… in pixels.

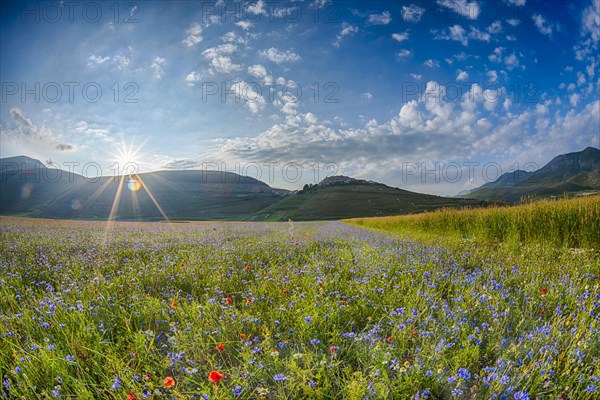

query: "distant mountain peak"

left=318, top=175, right=379, bottom=187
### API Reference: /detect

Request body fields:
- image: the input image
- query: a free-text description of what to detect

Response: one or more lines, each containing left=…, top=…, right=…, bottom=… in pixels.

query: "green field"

left=1, top=204, right=599, bottom=399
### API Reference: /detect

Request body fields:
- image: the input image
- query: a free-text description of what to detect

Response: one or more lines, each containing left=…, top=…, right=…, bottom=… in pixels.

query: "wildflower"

left=310, top=338, right=320, bottom=345
left=51, top=389, right=60, bottom=397
left=171, top=301, right=177, bottom=307
left=225, top=297, right=232, bottom=304
left=127, top=392, right=137, bottom=400
left=330, top=345, right=339, bottom=352
left=231, top=385, right=243, bottom=396
left=587, top=385, right=598, bottom=392
left=66, top=354, right=75, bottom=361
left=163, top=376, right=175, bottom=388
left=216, top=343, right=224, bottom=352
left=246, top=298, right=252, bottom=305
left=308, top=380, right=316, bottom=387
left=245, top=265, right=251, bottom=271
left=541, top=288, right=548, bottom=295
left=423, top=389, right=431, bottom=397
left=208, top=371, right=224, bottom=384
left=112, top=377, right=122, bottom=390
left=257, top=387, right=269, bottom=396
left=513, top=392, right=529, bottom=400
left=457, top=368, right=471, bottom=380
left=274, top=373, right=287, bottom=381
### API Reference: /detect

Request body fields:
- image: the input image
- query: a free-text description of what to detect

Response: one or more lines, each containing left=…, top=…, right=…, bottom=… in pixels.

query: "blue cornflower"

left=51, top=389, right=60, bottom=397
left=513, top=392, right=529, bottom=400
left=308, top=380, right=316, bottom=387
left=112, top=377, right=122, bottom=390
left=65, top=354, right=75, bottom=361
left=304, top=316, right=313, bottom=324
left=500, top=375, right=510, bottom=385
left=457, top=368, right=471, bottom=380
left=451, top=388, right=463, bottom=397
left=231, top=385, right=243, bottom=396
left=423, top=389, right=431, bottom=397
left=310, top=338, right=320, bottom=345
left=274, top=373, right=287, bottom=381
left=586, top=385, right=598, bottom=392
left=447, top=376, right=457, bottom=383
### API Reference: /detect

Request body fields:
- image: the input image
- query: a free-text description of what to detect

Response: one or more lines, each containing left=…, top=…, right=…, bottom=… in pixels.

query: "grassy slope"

left=251, top=184, right=489, bottom=221
left=344, top=195, right=600, bottom=250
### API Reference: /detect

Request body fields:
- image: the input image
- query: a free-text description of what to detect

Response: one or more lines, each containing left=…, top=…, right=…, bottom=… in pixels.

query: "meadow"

left=1, top=202, right=599, bottom=399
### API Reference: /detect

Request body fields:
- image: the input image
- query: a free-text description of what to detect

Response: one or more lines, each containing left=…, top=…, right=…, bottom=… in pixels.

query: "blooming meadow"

left=0, top=216, right=598, bottom=399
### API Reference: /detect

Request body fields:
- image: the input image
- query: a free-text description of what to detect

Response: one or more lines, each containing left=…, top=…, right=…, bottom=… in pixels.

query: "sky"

left=1, top=0, right=599, bottom=195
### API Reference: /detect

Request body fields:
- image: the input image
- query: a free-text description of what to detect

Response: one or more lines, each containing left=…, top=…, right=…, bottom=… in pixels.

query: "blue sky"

left=1, top=0, right=599, bottom=194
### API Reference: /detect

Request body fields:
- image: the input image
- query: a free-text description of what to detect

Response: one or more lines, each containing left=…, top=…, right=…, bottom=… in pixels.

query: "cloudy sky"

left=1, top=0, right=599, bottom=194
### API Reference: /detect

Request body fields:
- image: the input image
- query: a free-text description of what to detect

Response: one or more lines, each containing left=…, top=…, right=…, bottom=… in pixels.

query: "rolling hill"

left=1, top=157, right=488, bottom=221
left=467, top=147, right=600, bottom=202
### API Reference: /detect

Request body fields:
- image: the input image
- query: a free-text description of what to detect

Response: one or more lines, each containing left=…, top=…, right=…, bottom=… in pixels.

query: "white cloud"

left=3, top=107, right=73, bottom=151
left=202, top=44, right=237, bottom=59
left=503, top=53, right=520, bottom=70
left=235, top=21, right=254, bottom=30
left=185, top=71, right=202, bottom=86
left=489, top=47, right=504, bottom=63
left=424, top=59, right=440, bottom=68
left=506, top=0, right=526, bottom=5
left=468, top=26, right=491, bottom=42
left=182, top=22, right=203, bottom=47
left=457, top=69, right=469, bottom=81
left=410, top=73, right=423, bottom=80
left=333, top=23, right=359, bottom=47
left=487, top=21, right=503, bottom=34
left=367, top=11, right=392, bottom=25
left=230, top=81, right=266, bottom=113
left=248, top=64, right=268, bottom=79
left=532, top=14, right=555, bottom=36
left=438, top=0, right=480, bottom=20
left=391, top=32, right=409, bottom=42
left=487, top=70, right=498, bottom=82
left=310, top=0, right=330, bottom=9
left=87, top=54, right=110, bottom=66
left=570, top=93, right=581, bottom=106
left=506, top=18, right=520, bottom=26
left=114, top=55, right=129, bottom=71
left=259, top=47, right=301, bottom=63
left=581, top=0, right=600, bottom=44
left=210, top=56, right=241, bottom=74
left=361, top=92, right=373, bottom=101
left=247, top=0, right=268, bottom=16
left=396, top=49, right=413, bottom=59
left=402, top=4, right=426, bottom=22
left=150, top=57, right=165, bottom=80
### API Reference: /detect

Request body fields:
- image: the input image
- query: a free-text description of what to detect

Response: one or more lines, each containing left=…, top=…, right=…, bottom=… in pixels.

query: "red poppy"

left=541, top=288, right=548, bottom=295
left=127, top=392, right=137, bottom=400
left=245, top=265, right=251, bottom=271
left=163, top=376, right=175, bottom=388
left=180, top=262, right=185, bottom=267
left=216, top=343, right=224, bottom=352
left=171, top=301, right=178, bottom=307
left=239, top=333, right=246, bottom=339
left=282, top=289, right=288, bottom=294
left=386, top=336, right=393, bottom=342
left=208, top=370, right=225, bottom=384
left=246, top=298, right=252, bottom=304
left=329, top=345, right=337, bottom=352
left=144, top=373, right=152, bottom=381
left=225, top=297, right=232, bottom=304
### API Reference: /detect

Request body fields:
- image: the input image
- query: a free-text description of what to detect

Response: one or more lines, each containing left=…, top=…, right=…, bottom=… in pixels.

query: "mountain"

left=468, top=147, right=600, bottom=202
left=249, top=175, right=487, bottom=221
left=1, top=158, right=488, bottom=221
left=0, top=158, right=288, bottom=220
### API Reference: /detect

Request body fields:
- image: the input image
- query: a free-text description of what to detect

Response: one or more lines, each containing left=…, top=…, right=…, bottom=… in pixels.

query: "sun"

left=110, top=138, right=145, bottom=175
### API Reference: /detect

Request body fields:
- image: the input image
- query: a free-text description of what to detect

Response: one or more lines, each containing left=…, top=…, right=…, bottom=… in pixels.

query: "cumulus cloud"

left=396, top=49, right=413, bottom=59
left=230, top=81, right=267, bottom=113
left=532, top=14, right=555, bottom=36
left=367, top=11, right=392, bottom=25
left=3, top=108, right=73, bottom=151
left=259, top=47, right=301, bottom=63
left=150, top=57, right=166, bottom=80
left=438, top=0, right=480, bottom=20
left=402, top=4, right=426, bottom=22
left=391, top=32, right=409, bottom=42
left=333, top=23, right=358, bottom=47
left=182, top=22, right=203, bottom=47
left=248, top=64, right=268, bottom=79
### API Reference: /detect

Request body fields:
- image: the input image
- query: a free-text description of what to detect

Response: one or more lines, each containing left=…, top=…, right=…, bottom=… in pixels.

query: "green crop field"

left=1, top=204, right=599, bottom=399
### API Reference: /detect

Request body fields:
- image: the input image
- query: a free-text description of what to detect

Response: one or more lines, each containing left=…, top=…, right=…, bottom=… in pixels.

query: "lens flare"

left=126, top=177, right=142, bottom=192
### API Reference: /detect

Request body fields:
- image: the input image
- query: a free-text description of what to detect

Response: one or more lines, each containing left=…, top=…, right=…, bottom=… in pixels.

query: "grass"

left=0, top=211, right=599, bottom=399
left=344, top=195, right=600, bottom=250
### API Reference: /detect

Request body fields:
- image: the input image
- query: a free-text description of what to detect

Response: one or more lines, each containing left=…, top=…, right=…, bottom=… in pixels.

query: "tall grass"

left=345, top=195, right=600, bottom=249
